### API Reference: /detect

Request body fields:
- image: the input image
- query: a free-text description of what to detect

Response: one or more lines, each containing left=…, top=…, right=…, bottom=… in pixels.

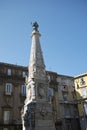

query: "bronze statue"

left=32, top=22, right=39, bottom=31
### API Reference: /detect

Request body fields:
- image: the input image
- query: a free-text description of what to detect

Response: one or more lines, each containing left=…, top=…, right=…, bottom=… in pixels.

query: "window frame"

left=7, top=69, right=11, bottom=76
left=62, top=91, right=68, bottom=101
left=81, top=87, right=87, bottom=98
left=4, top=110, right=10, bottom=124
left=22, top=71, right=26, bottom=78
left=48, top=87, right=54, bottom=97
left=5, top=83, right=12, bottom=95
left=84, top=103, right=87, bottom=115
left=21, top=85, right=26, bottom=96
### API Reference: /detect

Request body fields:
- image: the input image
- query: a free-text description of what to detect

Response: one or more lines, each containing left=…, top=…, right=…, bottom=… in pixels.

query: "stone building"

left=74, top=73, right=87, bottom=130
left=0, top=62, right=27, bottom=130
left=0, top=62, right=81, bottom=130
left=47, top=72, right=81, bottom=130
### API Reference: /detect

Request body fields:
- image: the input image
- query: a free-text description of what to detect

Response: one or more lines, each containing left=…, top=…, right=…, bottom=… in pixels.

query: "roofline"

left=57, top=73, right=74, bottom=78
left=0, top=62, right=28, bottom=69
left=74, top=73, right=87, bottom=79
left=46, top=70, right=58, bottom=75
left=46, top=71, right=73, bottom=78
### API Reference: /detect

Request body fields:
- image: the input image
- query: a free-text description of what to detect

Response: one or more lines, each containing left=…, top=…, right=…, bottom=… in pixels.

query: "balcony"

left=0, top=72, right=25, bottom=82
left=0, top=120, right=22, bottom=126
left=64, top=115, right=72, bottom=119
left=3, top=92, right=13, bottom=97
left=4, top=120, right=11, bottom=125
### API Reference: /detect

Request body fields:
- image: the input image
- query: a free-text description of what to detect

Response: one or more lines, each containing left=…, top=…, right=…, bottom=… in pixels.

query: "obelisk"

left=22, top=22, right=55, bottom=130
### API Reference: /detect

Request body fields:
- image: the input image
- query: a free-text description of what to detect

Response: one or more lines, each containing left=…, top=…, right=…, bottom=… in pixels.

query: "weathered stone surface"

left=37, top=120, right=53, bottom=126
left=22, top=22, right=55, bottom=130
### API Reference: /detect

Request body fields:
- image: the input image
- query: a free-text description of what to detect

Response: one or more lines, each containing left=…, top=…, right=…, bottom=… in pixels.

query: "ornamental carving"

left=27, top=85, right=32, bottom=100
left=40, top=105, right=47, bottom=119
left=23, top=104, right=35, bottom=127
left=36, top=67, right=45, bottom=78
left=23, top=110, right=30, bottom=126
left=38, top=83, right=45, bottom=98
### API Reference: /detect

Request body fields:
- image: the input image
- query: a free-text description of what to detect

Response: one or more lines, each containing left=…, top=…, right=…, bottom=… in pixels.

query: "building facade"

left=0, top=62, right=81, bottom=130
left=0, top=62, right=27, bottom=130
left=74, top=73, right=87, bottom=130
left=47, top=72, right=81, bottom=130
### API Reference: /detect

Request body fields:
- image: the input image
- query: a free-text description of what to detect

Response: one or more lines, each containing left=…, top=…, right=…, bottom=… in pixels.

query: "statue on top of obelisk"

left=32, top=22, right=39, bottom=31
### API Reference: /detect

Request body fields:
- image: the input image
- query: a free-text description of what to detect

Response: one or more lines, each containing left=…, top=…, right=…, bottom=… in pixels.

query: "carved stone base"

left=22, top=102, right=55, bottom=130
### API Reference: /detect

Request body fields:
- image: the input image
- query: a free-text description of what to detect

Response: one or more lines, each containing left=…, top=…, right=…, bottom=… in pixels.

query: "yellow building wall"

left=74, top=75, right=87, bottom=117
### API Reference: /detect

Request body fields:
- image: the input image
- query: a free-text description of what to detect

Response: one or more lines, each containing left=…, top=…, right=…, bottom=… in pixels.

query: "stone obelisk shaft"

left=22, top=22, right=55, bottom=130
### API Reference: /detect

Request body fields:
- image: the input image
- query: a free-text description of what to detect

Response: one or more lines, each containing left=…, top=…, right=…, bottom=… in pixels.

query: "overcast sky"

left=0, top=0, right=87, bottom=76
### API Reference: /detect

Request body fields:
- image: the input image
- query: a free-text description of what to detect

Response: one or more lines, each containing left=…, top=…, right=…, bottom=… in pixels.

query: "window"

left=81, top=88, right=87, bottom=98
left=4, top=128, right=8, bottom=130
left=64, top=105, right=71, bottom=117
left=62, top=80, right=67, bottom=86
left=4, top=111, right=10, bottom=124
left=21, top=85, right=26, bottom=96
left=71, top=80, right=75, bottom=87
left=7, top=69, right=11, bottom=76
left=73, top=105, right=78, bottom=117
left=5, top=83, right=12, bottom=95
left=84, top=103, right=87, bottom=115
left=62, top=91, right=68, bottom=101
left=66, top=124, right=71, bottom=130
left=48, top=88, right=54, bottom=103
left=47, top=75, right=50, bottom=81
left=15, top=69, right=18, bottom=75
left=48, top=88, right=53, bottom=97
left=80, top=77, right=85, bottom=85
left=72, top=91, right=76, bottom=99
left=22, top=71, right=26, bottom=78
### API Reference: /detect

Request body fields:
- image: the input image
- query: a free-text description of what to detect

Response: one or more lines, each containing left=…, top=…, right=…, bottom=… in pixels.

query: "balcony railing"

left=0, top=120, right=22, bottom=125
left=64, top=115, right=72, bottom=118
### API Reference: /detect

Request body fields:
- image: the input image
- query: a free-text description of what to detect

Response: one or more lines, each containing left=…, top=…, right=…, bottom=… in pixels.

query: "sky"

left=0, top=0, right=87, bottom=76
